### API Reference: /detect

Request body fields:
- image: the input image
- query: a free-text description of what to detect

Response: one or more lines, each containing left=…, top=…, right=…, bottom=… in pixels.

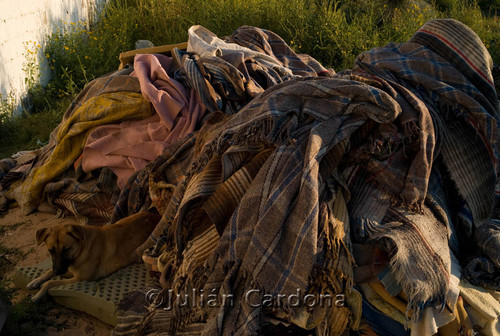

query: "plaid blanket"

left=345, top=19, right=499, bottom=332
left=225, top=25, right=331, bottom=77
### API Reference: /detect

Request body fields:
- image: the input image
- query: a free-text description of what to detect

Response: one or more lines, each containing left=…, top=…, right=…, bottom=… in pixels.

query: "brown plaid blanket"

left=118, top=70, right=434, bottom=336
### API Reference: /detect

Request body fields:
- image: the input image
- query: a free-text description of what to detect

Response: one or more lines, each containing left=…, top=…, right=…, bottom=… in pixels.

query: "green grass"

left=0, top=0, right=499, bottom=158
left=0, top=98, right=70, bottom=159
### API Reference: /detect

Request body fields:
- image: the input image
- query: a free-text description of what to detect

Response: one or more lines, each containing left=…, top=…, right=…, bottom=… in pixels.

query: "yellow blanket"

left=21, top=92, right=153, bottom=214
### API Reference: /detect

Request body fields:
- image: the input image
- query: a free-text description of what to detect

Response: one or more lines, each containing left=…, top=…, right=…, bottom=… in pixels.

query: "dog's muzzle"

left=52, top=257, right=71, bottom=275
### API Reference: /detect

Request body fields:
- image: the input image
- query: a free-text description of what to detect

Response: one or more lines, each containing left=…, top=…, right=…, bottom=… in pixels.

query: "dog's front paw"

left=27, top=278, right=43, bottom=289
left=31, top=290, right=45, bottom=303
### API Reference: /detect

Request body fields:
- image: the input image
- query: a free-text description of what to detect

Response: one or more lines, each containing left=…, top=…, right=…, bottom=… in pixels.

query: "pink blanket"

left=82, top=54, right=206, bottom=188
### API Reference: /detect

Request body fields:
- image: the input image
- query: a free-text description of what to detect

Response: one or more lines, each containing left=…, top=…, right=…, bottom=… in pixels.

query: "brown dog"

left=27, top=211, right=161, bottom=302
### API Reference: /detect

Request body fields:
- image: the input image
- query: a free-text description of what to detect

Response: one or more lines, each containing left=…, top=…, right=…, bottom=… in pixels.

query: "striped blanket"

left=43, top=166, right=120, bottom=226
left=111, top=25, right=334, bottom=223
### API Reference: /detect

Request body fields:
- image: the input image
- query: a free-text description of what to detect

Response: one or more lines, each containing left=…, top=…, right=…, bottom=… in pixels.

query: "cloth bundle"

left=19, top=68, right=152, bottom=220
left=113, top=19, right=500, bottom=336
left=169, top=25, right=331, bottom=115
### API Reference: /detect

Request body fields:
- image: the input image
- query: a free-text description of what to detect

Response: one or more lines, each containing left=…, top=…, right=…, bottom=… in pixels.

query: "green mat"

left=14, top=259, right=152, bottom=326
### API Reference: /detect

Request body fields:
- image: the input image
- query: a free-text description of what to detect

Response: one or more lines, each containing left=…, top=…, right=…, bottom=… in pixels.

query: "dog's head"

left=35, top=224, right=84, bottom=275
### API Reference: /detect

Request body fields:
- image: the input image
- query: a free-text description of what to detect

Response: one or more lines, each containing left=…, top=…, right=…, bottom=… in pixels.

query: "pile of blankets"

left=1, top=19, right=499, bottom=336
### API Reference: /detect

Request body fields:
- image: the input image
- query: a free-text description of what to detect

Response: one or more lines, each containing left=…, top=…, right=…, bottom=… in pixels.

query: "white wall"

left=0, top=0, right=105, bottom=113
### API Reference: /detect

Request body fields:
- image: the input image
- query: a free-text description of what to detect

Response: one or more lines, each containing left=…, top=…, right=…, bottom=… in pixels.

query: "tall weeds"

left=0, top=0, right=498, bottom=158
left=42, top=0, right=500, bottom=94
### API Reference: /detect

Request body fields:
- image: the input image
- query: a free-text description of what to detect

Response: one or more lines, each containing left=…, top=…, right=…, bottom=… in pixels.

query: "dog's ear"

left=35, top=227, right=50, bottom=246
left=67, top=224, right=84, bottom=242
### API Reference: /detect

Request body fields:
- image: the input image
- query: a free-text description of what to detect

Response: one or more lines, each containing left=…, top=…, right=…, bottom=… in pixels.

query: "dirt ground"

left=0, top=207, right=112, bottom=335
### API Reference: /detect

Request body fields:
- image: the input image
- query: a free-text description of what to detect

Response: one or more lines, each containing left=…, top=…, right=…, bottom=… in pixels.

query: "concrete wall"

left=0, top=0, right=106, bottom=113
